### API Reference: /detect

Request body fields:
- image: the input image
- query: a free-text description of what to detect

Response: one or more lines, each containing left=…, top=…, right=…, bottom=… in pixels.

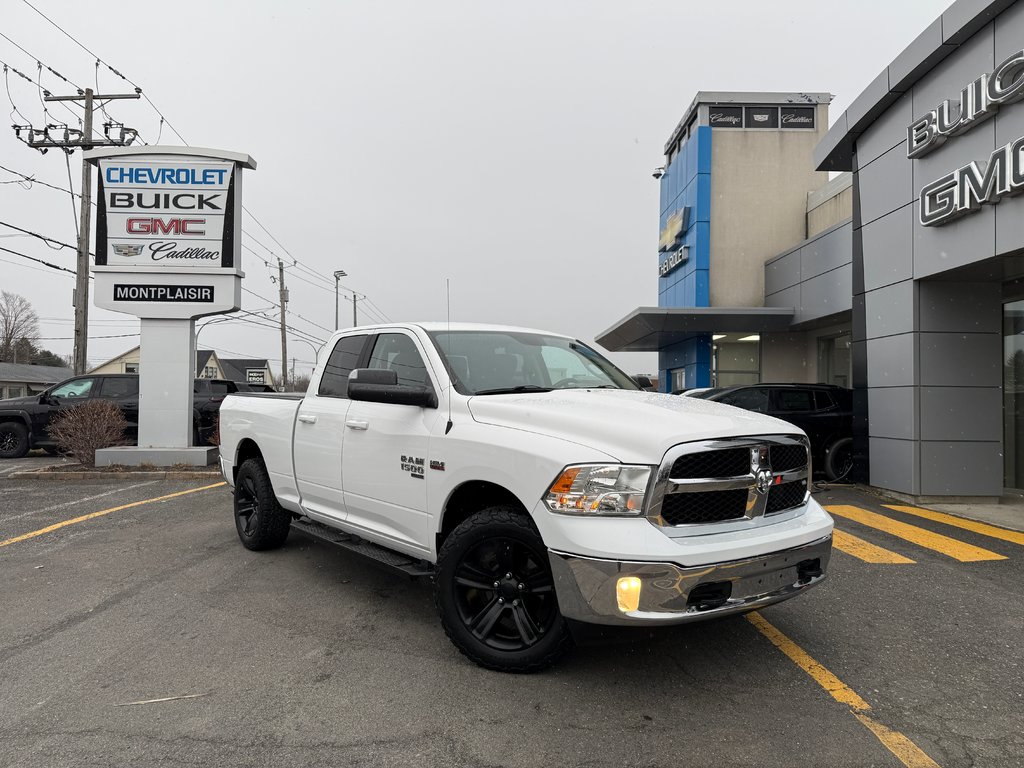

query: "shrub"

left=47, top=399, right=128, bottom=468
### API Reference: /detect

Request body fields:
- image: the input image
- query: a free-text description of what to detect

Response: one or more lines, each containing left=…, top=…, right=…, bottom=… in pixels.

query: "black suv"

left=688, top=384, right=853, bottom=480
left=0, top=374, right=242, bottom=458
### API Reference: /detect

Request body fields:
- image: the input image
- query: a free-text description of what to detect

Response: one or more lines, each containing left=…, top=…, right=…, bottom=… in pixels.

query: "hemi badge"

left=430, top=460, right=446, bottom=471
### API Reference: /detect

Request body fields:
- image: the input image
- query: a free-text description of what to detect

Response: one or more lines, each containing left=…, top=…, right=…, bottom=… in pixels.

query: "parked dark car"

left=688, top=383, right=853, bottom=480
left=0, top=374, right=242, bottom=458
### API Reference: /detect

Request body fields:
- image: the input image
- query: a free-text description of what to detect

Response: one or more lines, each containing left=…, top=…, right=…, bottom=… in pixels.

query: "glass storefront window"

left=817, top=333, right=851, bottom=388
left=711, top=333, right=760, bottom=387
left=1003, top=300, right=1024, bottom=489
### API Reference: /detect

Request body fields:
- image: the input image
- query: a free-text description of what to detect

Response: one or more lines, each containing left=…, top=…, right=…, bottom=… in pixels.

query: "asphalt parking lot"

left=1, top=461, right=1022, bottom=767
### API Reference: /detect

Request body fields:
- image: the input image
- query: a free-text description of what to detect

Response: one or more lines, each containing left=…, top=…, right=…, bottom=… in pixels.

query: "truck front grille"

left=662, top=489, right=749, bottom=525
left=650, top=436, right=810, bottom=530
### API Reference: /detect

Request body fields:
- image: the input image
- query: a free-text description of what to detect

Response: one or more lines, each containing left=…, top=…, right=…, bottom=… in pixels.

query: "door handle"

left=297, top=414, right=318, bottom=424
left=346, top=419, right=369, bottom=430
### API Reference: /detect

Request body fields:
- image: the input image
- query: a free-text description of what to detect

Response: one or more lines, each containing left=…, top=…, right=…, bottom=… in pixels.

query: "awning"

left=596, top=307, right=796, bottom=352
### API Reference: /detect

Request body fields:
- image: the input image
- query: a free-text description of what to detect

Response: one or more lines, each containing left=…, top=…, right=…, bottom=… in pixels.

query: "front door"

left=342, top=332, right=441, bottom=554
left=293, top=333, right=368, bottom=520
left=34, top=376, right=98, bottom=442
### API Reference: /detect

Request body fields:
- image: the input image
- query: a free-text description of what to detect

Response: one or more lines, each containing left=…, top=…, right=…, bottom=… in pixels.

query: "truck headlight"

left=544, top=464, right=652, bottom=517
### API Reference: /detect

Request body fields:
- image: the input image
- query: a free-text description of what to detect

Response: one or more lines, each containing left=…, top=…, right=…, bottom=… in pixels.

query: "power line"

left=0, top=220, right=79, bottom=252
left=0, top=162, right=85, bottom=199
left=0, top=244, right=81, bottom=276
left=0, top=30, right=79, bottom=90
left=20, top=0, right=186, bottom=145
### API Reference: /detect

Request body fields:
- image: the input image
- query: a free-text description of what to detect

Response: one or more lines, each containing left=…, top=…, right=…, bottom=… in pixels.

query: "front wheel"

left=434, top=506, right=572, bottom=672
left=233, top=458, right=291, bottom=550
left=0, top=422, right=29, bottom=459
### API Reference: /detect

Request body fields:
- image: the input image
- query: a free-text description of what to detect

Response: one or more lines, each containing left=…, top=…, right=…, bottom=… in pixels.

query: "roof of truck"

left=342, top=322, right=577, bottom=338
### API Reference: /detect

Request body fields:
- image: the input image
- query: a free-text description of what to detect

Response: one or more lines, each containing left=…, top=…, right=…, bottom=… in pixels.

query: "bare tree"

left=0, top=292, right=39, bottom=363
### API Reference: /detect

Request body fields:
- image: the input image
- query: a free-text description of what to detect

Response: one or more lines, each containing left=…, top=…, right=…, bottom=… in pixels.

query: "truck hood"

left=467, top=389, right=803, bottom=464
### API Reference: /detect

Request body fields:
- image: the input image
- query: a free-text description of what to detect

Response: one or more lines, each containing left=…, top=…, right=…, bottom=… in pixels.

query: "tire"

left=0, top=422, right=29, bottom=459
left=434, top=506, right=572, bottom=673
left=824, top=437, right=853, bottom=481
left=233, top=458, right=291, bottom=550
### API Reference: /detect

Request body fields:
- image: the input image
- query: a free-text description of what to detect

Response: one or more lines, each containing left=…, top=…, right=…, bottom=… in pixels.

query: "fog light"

left=616, top=576, right=642, bottom=612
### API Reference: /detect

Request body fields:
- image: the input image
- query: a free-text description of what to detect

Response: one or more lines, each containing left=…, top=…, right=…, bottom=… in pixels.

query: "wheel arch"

left=437, top=480, right=530, bottom=552
left=233, top=437, right=265, bottom=481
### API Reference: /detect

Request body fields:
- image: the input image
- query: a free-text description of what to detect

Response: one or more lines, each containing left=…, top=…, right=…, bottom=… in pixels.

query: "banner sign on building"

left=95, top=158, right=238, bottom=271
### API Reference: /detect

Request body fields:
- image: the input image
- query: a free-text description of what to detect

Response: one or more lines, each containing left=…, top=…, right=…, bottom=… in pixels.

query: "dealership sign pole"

left=83, top=146, right=256, bottom=466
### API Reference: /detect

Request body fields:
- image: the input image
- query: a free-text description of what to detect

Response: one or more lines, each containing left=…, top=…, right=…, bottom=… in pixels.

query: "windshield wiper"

left=473, top=385, right=554, bottom=396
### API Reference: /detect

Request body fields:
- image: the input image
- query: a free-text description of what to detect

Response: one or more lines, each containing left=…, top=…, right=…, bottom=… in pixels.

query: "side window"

left=99, top=378, right=139, bottom=398
left=777, top=389, right=814, bottom=412
left=210, top=381, right=233, bottom=394
left=50, top=378, right=95, bottom=399
left=319, top=334, right=367, bottom=398
left=719, top=388, right=770, bottom=413
left=813, top=390, right=836, bottom=411
left=367, top=333, right=429, bottom=387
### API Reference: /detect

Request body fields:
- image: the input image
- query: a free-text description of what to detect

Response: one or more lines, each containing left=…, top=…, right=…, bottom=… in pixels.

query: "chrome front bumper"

left=548, top=535, right=832, bottom=626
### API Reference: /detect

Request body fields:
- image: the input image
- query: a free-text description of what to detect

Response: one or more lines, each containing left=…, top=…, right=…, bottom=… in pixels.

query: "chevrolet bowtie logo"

left=112, top=244, right=143, bottom=257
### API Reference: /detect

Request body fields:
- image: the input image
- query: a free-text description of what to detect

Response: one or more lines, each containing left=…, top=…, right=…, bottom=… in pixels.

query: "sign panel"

left=246, top=369, right=266, bottom=384
left=113, top=284, right=215, bottom=302
left=708, top=106, right=743, bottom=127
left=745, top=107, right=779, bottom=128
left=96, top=158, right=238, bottom=271
left=781, top=107, right=815, bottom=128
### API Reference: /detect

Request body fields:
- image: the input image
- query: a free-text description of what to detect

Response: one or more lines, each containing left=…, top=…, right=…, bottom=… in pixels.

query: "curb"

left=9, top=469, right=223, bottom=481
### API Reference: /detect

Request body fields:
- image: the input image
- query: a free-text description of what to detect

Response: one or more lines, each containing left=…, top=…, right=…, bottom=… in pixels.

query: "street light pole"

left=333, top=270, right=347, bottom=330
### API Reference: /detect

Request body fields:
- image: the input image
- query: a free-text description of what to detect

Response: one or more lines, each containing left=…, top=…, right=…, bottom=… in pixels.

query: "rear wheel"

left=434, top=506, right=572, bottom=672
left=233, top=458, right=291, bottom=550
left=0, top=422, right=29, bottom=459
left=824, top=437, right=853, bottom=481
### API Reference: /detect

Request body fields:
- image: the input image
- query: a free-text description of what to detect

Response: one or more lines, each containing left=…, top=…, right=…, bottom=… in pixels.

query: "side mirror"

left=347, top=368, right=438, bottom=408
left=39, top=394, right=53, bottom=405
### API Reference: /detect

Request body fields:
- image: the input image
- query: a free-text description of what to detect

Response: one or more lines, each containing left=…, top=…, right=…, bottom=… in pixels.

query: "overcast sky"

left=1, top=0, right=951, bottom=378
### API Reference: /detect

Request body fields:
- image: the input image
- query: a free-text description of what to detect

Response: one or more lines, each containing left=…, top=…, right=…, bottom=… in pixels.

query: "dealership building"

left=600, top=0, right=1024, bottom=499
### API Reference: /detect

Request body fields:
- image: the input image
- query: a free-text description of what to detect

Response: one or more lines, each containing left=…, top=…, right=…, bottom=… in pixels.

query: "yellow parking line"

left=833, top=529, right=915, bottom=564
left=0, top=482, right=226, bottom=549
left=826, top=505, right=1006, bottom=562
left=884, top=505, right=1024, bottom=547
left=747, top=613, right=940, bottom=768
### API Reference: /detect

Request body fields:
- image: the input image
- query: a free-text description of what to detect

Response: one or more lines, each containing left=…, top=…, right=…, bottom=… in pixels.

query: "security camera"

left=652, top=166, right=665, bottom=180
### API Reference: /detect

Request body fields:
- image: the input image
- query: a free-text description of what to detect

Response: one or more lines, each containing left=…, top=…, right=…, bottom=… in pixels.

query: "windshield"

left=428, top=331, right=640, bottom=395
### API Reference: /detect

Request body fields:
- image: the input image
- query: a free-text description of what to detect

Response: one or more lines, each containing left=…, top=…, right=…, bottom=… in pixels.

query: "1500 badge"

left=401, top=455, right=425, bottom=479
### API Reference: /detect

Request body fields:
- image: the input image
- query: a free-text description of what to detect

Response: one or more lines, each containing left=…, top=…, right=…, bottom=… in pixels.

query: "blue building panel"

left=656, top=127, right=713, bottom=391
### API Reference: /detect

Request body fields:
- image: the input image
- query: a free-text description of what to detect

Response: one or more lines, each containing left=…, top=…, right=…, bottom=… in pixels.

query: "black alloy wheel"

left=824, top=437, right=854, bottom=482
left=435, top=506, right=572, bottom=672
left=0, top=422, right=29, bottom=459
left=454, top=536, right=556, bottom=651
left=233, top=458, right=291, bottom=550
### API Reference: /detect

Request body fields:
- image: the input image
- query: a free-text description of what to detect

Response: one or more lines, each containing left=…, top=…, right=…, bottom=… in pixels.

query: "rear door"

left=98, top=377, right=140, bottom=442
left=341, top=332, right=440, bottom=553
left=293, top=333, right=368, bottom=520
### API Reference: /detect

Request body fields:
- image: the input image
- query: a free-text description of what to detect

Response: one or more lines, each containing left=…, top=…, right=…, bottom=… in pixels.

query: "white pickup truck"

left=219, top=323, right=833, bottom=672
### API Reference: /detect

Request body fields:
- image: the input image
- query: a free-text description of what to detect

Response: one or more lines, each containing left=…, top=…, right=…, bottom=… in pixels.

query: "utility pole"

left=278, top=259, right=289, bottom=390
left=16, top=87, right=140, bottom=374
left=333, top=269, right=347, bottom=330
left=352, top=293, right=358, bottom=326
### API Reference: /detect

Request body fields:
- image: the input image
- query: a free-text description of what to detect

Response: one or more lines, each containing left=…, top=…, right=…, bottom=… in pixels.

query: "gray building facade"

left=815, top=0, right=1024, bottom=498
